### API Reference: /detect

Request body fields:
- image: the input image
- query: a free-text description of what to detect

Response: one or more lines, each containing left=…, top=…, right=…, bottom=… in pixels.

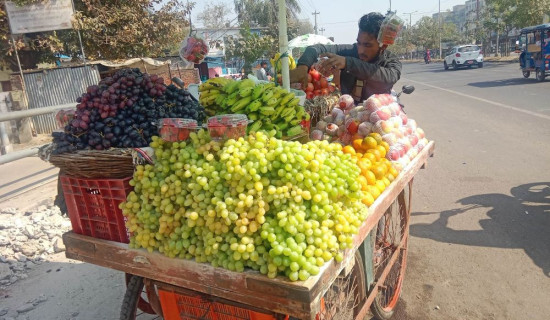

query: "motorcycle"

left=391, top=84, right=415, bottom=112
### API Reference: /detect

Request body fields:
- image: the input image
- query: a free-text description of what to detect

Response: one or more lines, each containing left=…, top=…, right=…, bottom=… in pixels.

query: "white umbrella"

left=288, top=34, right=335, bottom=52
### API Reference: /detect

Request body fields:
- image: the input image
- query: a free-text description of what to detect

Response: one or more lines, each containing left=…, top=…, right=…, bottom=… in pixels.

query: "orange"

left=367, top=149, right=382, bottom=161
left=387, top=173, right=395, bottom=182
left=356, top=152, right=363, bottom=158
left=375, top=180, right=386, bottom=193
left=380, top=141, right=390, bottom=152
left=381, top=177, right=391, bottom=187
left=352, top=139, right=364, bottom=152
left=362, top=137, right=378, bottom=150
left=342, top=145, right=356, bottom=155
left=367, top=185, right=381, bottom=199
left=389, top=166, right=399, bottom=177
left=357, top=175, right=369, bottom=191
left=351, top=133, right=363, bottom=141
left=362, top=192, right=375, bottom=206
left=376, top=145, right=387, bottom=158
left=365, top=170, right=376, bottom=185
left=368, top=132, right=383, bottom=144
left=357, top=158, right=372, bottom=175
left=363, top=152, right=377, bottom=164
left=372, top=165, right=386, bottom=180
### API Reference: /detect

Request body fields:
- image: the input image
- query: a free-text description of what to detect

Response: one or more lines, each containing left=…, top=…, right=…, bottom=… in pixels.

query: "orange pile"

left=342, top=133, right=399, bottom=207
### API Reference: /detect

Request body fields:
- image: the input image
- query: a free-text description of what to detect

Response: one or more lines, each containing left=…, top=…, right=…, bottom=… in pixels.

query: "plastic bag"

left=179, top=36, right=209, bottom=67
left=378, top=12, right=404, bottom=46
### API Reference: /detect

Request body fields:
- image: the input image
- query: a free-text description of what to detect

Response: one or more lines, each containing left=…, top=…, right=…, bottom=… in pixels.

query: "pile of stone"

left=0, top=206, right=71, bottom=289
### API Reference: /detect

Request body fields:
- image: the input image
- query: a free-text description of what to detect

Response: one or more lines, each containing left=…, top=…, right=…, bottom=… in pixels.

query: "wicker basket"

left=49, top=149, right=136, bottom=179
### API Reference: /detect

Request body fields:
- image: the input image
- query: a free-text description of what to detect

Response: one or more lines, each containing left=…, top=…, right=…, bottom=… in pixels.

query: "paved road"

left=392, top=61, right=550, bottom=319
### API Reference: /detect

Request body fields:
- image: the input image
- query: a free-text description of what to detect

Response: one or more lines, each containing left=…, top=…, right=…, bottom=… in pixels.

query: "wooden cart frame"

left=63, top=141, right=435, bottom=320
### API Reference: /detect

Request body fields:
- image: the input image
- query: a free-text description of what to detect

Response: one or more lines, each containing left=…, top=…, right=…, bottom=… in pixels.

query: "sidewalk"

left=0, top=156, right=58, bottom=211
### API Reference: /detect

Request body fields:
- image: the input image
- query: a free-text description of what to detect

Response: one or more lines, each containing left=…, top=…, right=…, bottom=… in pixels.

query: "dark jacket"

left=297, top=44, right=402, bottom=100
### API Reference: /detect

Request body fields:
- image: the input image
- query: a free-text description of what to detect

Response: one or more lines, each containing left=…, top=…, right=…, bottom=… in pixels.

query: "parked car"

left=444, top=45, right=484, bottom=70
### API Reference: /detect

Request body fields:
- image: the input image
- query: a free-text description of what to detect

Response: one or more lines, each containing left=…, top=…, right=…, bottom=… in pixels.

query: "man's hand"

left=289, top=65, right=309, bottom=88
left=318, top=53, right=346, bottom=77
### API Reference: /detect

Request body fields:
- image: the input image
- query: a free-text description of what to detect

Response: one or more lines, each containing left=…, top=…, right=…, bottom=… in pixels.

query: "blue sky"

left=191, top=0, right=467, bottom=44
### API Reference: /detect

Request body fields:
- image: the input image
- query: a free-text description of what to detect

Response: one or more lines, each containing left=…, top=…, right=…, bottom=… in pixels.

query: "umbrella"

left=288, top=34, right=335, bottom=52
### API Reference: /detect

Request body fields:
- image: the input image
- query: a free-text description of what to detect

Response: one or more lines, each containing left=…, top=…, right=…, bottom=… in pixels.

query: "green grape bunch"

left=121, top=130, right=368, bottom=281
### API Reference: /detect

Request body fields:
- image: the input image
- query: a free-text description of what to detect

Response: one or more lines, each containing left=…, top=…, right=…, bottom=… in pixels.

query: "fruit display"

left=206, top=114, right=249, bottom=141
left=51, top=68, right=205, bottom=154
left=158, top=119, right=200, bottom=142
left=270, top=52, right=296, bottom=71
left=311, top=93, right=428, bottom=172
left=198, top=78, right=310, bottom=138
left=55, top=108, right=76, bottom=129
left=303, top=94, right=339, bottom=128
left=121, top=130, right=368, bottom=281
left=342, top=132, right=399, bottom=206
left=180, top=36, right=209, bottom=64
left=301, top=68, right=337, bottom=100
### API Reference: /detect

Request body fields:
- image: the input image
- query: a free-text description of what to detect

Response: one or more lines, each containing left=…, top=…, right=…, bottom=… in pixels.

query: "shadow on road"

left=410, top=182, right=550, bottom=277
left=468, top=77, right=535, bottom=88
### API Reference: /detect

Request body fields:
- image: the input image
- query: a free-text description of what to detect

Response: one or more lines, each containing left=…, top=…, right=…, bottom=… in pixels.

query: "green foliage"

left=224, top=25, right=274, bottom=74
left=1, top=0, right=193, bottom=70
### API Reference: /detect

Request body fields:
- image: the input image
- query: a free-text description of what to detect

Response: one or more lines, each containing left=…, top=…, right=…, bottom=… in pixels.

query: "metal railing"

left=0, top=103, right=75, bottom=163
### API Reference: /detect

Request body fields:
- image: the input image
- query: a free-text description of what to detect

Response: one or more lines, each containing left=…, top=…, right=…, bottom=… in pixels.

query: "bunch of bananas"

left=198, top=77, right=310, bottom=138
left=270, top=52, right=296, bottom=71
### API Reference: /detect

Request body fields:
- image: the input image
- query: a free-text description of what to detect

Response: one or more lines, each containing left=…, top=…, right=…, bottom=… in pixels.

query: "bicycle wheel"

left=370, top=185, right=410, bottom=319
left=121, top=274, right=161, bottom=320
left=317, top=251, right=366, bottom=320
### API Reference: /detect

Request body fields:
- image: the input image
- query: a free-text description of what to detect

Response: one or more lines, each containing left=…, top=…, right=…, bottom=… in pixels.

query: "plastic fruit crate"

left=158, top=118, right=200, bottom=142
left=158, top=289, right=280, bottom=320
left=60, top=175, right=132, bottom=243
left=207, top=114, right=249, bottom=141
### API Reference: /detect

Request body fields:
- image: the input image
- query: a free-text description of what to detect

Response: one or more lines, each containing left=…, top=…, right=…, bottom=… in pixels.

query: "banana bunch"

left=270, top=52, right=296, bottom=71
left=198, top=77, right=234, bottom=115
left=199, top=77, right=310, bottom=138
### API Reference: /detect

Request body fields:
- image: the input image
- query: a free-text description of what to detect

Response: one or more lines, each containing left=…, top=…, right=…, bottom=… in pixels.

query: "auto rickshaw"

left=518, top=23, right=550, bottom=81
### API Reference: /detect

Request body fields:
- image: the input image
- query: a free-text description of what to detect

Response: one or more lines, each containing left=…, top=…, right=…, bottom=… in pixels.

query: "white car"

left=444, top=45, right=484, bottom=70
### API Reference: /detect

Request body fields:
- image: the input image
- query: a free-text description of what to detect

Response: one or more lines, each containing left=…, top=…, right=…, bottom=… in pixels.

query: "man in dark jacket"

left=290, top=12, right=402, bottom=103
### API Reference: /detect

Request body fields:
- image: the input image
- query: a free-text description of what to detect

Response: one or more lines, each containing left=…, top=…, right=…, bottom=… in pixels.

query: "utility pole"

left=312, top=11, right=320, bottom=34
left=319, top=27, right=325, bottom=35
left=439, top=0, right=442, bottom=59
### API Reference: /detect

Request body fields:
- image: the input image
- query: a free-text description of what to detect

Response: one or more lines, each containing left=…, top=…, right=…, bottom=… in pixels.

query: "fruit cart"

left=61, top=140, right=434, bottom=320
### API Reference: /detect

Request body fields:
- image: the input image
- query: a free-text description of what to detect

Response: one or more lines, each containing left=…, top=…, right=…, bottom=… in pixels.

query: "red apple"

left=409, top=134, right=419, bottom=146
left=400, top=113, right=408, bottom=125
left=387, top=148, right=400, bottom=161
left=375, top=109, right=391, bottom=121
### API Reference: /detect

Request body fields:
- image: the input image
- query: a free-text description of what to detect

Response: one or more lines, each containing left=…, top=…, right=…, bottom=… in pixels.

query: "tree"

left=224, top=25, right=274, bottom=76
left=411, top=17, right=439, bottom=50
left=231, top=0, right=306, bottom=61
left=233, top=0, right=301, bottom=27
left=197, top=1, right=233, bottom=29
left=1, top=0, right=194, bottom=70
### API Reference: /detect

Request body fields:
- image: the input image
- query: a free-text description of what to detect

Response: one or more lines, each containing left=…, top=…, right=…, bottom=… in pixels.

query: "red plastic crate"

left=60, top=175, right=132, bottom=243
left=158, top=289, right=281, bottom=320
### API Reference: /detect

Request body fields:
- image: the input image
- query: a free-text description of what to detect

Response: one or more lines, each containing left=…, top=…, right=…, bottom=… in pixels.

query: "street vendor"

left=290, top=12, right=402, bottom=103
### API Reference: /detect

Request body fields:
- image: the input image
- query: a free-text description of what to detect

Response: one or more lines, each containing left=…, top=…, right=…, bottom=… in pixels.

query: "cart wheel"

left=523, top=71, right=530, bottom=78
left=121, top=274, right=159, bottom=320
left=318, top=251, right=366, bottom=319
left=370, top=185, right=410, bottom=320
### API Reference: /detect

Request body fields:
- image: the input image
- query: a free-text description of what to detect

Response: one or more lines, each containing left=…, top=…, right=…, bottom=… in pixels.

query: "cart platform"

left=63, top=141, right=435, bottom=319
